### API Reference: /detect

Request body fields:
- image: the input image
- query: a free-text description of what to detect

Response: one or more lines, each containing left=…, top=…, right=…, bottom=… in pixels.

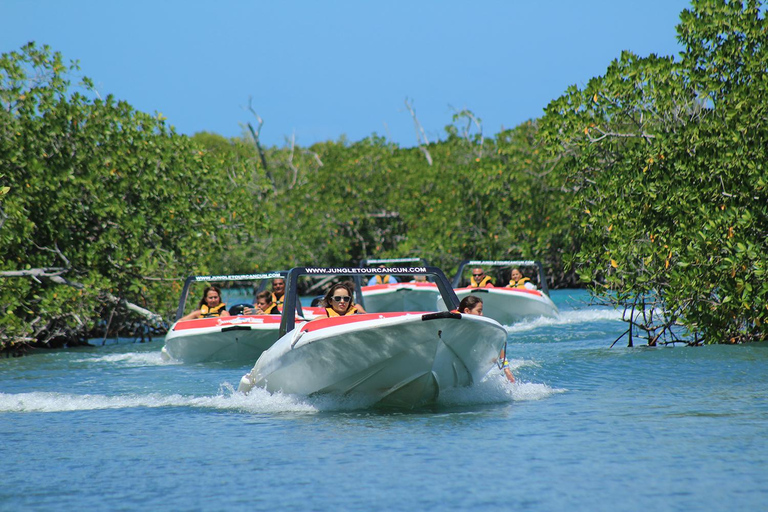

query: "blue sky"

left=2, top=1, right=692, bottom=148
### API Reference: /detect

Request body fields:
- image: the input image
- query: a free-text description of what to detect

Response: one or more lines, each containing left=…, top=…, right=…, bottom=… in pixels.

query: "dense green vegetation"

left=1, top=0, right=765, bottom=353
left=0, top=43, right=259, bottom=352
left=540, top=0, right=767, bottom=344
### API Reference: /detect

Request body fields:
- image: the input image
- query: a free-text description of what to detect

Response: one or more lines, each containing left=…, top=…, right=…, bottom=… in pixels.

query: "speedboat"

left=162, top=314, right=287, bottom=364
left=161, top=272, right=302, bottom=364
left=238, top=266, right=508, bottom=408
left=357, top=257, right=441, bottom=313
left=438, top=260, right=559, bottom=325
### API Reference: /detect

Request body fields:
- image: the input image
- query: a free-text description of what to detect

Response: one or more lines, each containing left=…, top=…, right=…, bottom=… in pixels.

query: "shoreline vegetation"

left=1, top=1, right=766, bottom=355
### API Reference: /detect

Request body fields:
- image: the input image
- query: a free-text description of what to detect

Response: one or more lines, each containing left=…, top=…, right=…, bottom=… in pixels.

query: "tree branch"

left=245, top=97, right=271, bottom=182
left=404, top=98, right=433, bottom=166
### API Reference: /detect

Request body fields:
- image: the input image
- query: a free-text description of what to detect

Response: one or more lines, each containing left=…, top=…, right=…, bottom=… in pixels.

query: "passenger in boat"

left=179, top=286, right=231, bottom=321
left=271, top=278, right=286, bottom=312
left=458, top=295, right=515, bottom=383
left=507, top=268, right=536, bottom=290
left=469, top=267, right=494, bottom=288
left=320, top=282, right=367, bottom=317
left=244, top=290, right=280, bottom=315
left=367, top=265, right=398, bottom=286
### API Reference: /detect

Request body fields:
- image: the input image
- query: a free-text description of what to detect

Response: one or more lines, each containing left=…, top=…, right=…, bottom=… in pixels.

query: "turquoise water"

left=2, top=290, right=766, bottom=511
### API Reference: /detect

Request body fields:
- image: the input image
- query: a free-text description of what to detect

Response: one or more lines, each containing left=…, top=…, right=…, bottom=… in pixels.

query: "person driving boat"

left=179, top=286, right=231, bottom=321
left=319, top=282, right=367, bottom=317
left=469, top=267, right=494, bottom=288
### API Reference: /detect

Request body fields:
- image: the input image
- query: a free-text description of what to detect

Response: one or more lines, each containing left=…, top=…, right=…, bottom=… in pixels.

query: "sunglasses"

left=332, top=296, right=351, bottom=303
left=472, top=274, right=483, bottom=277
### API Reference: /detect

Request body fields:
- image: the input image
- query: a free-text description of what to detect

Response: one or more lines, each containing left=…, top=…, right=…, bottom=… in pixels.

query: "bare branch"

left=0, top=267, right=84, bottom=288
left=103, top=293, right=164, bottom=324
left=404, top=98, right=433, bottom=166
left=245, top=97, right=271, bottom=181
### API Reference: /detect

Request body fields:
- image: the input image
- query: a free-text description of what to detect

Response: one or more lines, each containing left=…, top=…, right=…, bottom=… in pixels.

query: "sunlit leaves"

left=539, top=0, right=768, bottom=344
left=0, top=43, right=258, bottom=349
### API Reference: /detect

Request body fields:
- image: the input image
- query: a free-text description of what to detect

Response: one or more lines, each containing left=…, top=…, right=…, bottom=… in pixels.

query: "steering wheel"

left=228, top=303, right=253, bottom=315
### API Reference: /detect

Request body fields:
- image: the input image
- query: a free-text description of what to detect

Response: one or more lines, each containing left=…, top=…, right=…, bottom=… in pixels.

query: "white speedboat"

left=162, top=314, right=287, bottom=364
left=438, top=260, right=559, bottom=325
left=359, top=282, right=441, bottom=313
left=358, top=257, right=441, bottom=313
left=161, top=272, right=299, bottom=364
left=238, top=266, right=507, bottom=408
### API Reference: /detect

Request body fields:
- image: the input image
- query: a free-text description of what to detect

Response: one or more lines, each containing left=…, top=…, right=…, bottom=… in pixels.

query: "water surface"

left=2, top=290, right=766, bottom=511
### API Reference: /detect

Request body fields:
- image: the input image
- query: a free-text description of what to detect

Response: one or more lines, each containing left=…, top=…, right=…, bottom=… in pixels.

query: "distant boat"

left=357, top=257, right=440, bottom=313
left=238, top=266, right=507, bottom=408
left=161, top=272, right=305, bottom=364
left=438, top=260, right=559, bottom=325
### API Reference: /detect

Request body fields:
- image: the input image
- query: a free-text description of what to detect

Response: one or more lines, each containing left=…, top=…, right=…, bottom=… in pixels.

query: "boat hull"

left=438, top=287, right=559, bottom=325
left=238, top=311, right=507, bottom=408
left=360, top=283, right=441, bottom=313
left=161, top=315, right=286, bottom=364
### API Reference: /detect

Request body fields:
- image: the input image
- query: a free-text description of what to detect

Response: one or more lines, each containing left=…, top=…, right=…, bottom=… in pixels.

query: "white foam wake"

left=1, top=372, right=563, bottom=414
left=0, top=387, right=317, bottom=414
left=438, top=369, right=565, bottom=406
left=505, top=308, right=623, bottom=332
left=72, top=351, right=173, bottom=366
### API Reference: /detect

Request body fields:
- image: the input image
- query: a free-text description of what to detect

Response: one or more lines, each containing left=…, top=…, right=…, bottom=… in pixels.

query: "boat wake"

left=73, top=351, right=174, bottom=366
left=0, top=374, right=564, bottom=414
left=0, top=388, right=316, bottom=414
left=439, top=370, right=565, bottom=406
left=505, top=308, right=623, bottom=333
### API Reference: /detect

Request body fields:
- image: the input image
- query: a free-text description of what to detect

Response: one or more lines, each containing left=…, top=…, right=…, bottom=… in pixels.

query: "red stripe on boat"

left=173, top=315, right=286, bottom=331
left=362, top=283, right=438, bottom=291
left=456, top=287, right=542, bottom=296
left=300, top=312, right=427, bottom=333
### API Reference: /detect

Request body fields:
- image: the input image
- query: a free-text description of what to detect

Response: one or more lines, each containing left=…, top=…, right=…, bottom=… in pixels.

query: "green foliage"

left=0, top=43, right=260, bottom=351
left=250, top=124, right=574, bottom=283
left=8, top=1, right=764, bottom=353
left=539, top=0, right=768, bottom=344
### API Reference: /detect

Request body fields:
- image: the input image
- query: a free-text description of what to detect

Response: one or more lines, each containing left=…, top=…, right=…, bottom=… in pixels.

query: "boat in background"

left=357, top=257, right=441, bottom=313
left=238, top=266, right=507, bottom=408
left=161, top=272, right=303, bottom=364
left=438, top=260, right=559, bottom=325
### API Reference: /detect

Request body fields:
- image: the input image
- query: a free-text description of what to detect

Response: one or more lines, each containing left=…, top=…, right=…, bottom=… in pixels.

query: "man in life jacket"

left=367, top=265, right=398, bottom=286
left=508, top=268, right=536, bottom=290
left=180, top=286, right=231, bottom=321
left=270, top=278, right=286, bottom=312
left=469, top=268, right=494, bottom=288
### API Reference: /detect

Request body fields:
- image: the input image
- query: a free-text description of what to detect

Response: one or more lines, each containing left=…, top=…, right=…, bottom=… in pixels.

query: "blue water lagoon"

left=2, top=290, right=766, bottom=511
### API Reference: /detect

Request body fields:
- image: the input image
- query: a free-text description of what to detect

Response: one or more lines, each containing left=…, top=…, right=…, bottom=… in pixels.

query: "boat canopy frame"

left=451, top=260, right=551, bottom=296
left=174, top=271, right=286, bottom=321
left=359, top=257, right=433, bottom=290
left=280, top=266, right=459, bottom=337
left=360, top=257, right=430, bottom=266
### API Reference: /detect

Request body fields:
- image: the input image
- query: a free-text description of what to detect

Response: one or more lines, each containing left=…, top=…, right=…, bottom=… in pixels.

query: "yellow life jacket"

left=200, top=303, right=227, bottom=318
left=375, top=274, right=394, bottom=285
left=469, top=275, right=493, bottom=288
left=325, top=305, right=360, bottom=317
left=262, top=302, right=279, bottom=314
left=271, top=292, right=284, bottom=310
left=508, top=277, right=531, bottom=288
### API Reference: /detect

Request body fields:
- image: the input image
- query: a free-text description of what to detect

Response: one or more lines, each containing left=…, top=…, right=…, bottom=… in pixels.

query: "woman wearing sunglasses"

left=320, top=282, right=367, bottom=317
